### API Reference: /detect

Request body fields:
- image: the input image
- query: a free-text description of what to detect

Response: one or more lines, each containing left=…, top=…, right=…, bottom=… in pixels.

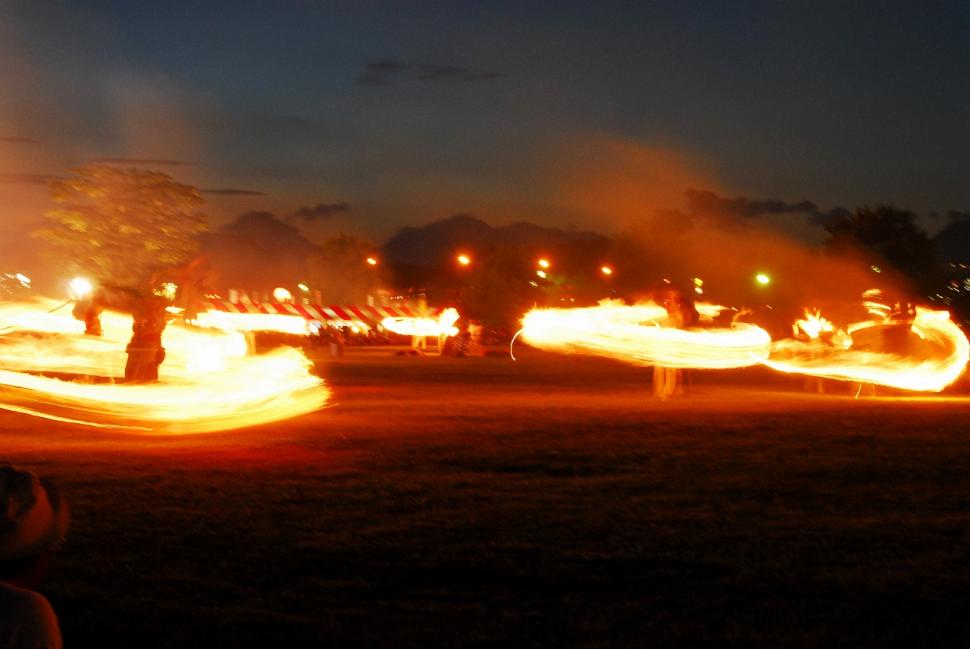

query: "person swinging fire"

left=72, top=284, right=173, bottom=384
left=651, top=283, right=700, bottom=399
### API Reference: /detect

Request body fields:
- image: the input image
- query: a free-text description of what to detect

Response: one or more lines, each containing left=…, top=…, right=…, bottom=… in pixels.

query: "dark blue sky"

left=1, top=0, right=968, bottom=241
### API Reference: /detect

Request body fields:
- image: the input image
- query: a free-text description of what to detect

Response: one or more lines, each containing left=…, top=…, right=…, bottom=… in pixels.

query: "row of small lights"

left=455, top=253, right=774, bottom=289
left=353, top=251, right=774, bottom=288
left=455, top=253, right=615, bottom=278
left=62, top=260, right=772, bottom=304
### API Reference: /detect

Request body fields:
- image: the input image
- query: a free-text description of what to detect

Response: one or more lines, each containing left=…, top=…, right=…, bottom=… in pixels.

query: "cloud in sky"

left=201, top=187, right=266, bottom=196
left=88, top=157, right=192, bottom=166
left=683, top=189, right=849, bottom=226
left=289, top=201, right=351, bottom=222
left=358, top=59, right=504, bottom=86
left=685, top=190, right=819, bottom=218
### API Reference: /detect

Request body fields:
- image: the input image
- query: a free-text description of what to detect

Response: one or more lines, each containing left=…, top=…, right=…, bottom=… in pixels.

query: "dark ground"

left=3, top=349, right=970, bottom=648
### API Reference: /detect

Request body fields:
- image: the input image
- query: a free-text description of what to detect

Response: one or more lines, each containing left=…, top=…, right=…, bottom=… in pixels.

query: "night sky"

left=1, top=0, right=968, bottom=243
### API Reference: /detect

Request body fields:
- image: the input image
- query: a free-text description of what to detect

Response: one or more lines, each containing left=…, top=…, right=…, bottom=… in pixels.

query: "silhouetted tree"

left=824, top=205, right=937, bottom=290
left=306, top=233, right=382, bottom=303
left=36, top=165, right=207, bottom=288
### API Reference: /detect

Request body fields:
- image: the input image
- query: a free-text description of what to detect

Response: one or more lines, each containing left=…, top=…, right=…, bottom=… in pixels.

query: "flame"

left=518, top=299, right=969, bottom=392
left=766, top=307, right=969, bottom=392
left=519, top=300, right=772, bottom=369
left=193, top=310, right=311, bottom=335
left=793, top=309, right=835, bottom=340
left=0, top=298, right=329, bottom=433
left=67, top=277, right=93, bottom=300
left=695, top=302, right=730, bottom=322
left=382, top=307, right=461, bottom=338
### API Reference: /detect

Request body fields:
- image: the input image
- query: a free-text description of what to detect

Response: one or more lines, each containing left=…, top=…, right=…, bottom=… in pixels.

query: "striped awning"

left=204, top=299, right=438, bottom=327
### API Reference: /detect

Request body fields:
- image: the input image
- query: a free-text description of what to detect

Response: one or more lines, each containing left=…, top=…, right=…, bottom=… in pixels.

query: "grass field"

left=3, top=349, right=970, bottom=647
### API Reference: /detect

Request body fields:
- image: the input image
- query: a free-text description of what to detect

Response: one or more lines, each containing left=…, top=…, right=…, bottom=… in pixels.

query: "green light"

left=755, top=273, right=771, bottom=286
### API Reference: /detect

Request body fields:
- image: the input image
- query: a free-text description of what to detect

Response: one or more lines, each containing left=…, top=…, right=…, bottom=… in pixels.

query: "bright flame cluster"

left=766, top=307, right=969, bottom=392
left=519, top=299, right=969, bottom=392
left=0, top=298, right=329, bottom=433
left=193, top=310, right=311, bottom=336
left=382, top=307, right=461, bottom=338
left=520, top=301, right=772, bottom=369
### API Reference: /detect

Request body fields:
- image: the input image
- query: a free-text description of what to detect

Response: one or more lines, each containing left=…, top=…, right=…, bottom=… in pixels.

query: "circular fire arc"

left=0, top=298, right=330, bottom=433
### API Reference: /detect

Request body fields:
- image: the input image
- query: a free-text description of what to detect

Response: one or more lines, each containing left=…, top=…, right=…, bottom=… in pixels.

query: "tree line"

left=35, top=164, right=963, bottom=327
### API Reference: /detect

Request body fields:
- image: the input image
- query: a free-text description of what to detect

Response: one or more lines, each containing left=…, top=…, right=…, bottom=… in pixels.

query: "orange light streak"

left=766, top=307, right=969, bottom=392
left=193, top=310, right=311, bottom=335
left=519, top=300, right=772, bottom=369
left=0, top=298, right=329, bottom=432
left=518, top=299, right=969, bottom=392
left=382, top=307, right=460, bottom=338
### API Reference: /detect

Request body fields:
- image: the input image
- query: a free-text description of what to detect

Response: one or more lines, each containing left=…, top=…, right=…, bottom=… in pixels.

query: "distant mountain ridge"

left=200, top=211, right=319, bottom=291
left=382, top=214, right=608, bottom=267
left=198, top=211, right=611, bottom=290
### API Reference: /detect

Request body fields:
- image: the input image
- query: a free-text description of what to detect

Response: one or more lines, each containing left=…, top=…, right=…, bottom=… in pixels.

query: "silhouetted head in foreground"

left=0, top=466, right=70, bottom=589
left=0, top=466, right=70, bottom=648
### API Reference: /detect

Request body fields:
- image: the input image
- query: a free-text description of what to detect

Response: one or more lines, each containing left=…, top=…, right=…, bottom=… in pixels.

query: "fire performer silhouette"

left=71, top=299, right=103, bottom=337
left=172, top=256, right=213, bottom=322
left=124, top=295, right=170, bottom=383
left=651, top=283, right=700, bottom=399
left=72, top=285, right=173, bottom=383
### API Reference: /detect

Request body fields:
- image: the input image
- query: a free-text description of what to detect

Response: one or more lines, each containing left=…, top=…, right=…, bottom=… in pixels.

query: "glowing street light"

left=273, top=287, right=293, bottom=302
left=68, top=277, right=93, bottom=300
left=755, top=272, right=771, bottom=286
left=456, top=253, right=472, bottom=267
left=366, top=256, right=378, bottom=266
left=537, top=258, right=550, bottom=269
left=600, top=265, right=613, bottom=276
left=536, top=269, right=548, bottom=279
left=297, top=283, right=310, bottom=292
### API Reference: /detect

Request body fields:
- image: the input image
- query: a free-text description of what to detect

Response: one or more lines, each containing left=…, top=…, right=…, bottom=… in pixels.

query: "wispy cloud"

left=684, top=189, right=848, bottom=225
left=358, top=58, right=503, bottom=86
left=201, top=187, right=266, bottom=196
left=687, top=189, right=818, bottom=218
left=88, top=157, right=192, bottom=166
left=288, top=201, right=351, bottom=222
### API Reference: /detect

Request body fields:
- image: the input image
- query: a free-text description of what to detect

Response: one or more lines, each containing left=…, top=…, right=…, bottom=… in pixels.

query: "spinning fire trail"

left=519, top=301, right=771, bottom=369
left=0, top=298, right=329, bottom=433
left=519, top=300, right=969, bottom=393
left=381, top=307, right=460, bottom=339
left=765, top=307, right=969, bottom=392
